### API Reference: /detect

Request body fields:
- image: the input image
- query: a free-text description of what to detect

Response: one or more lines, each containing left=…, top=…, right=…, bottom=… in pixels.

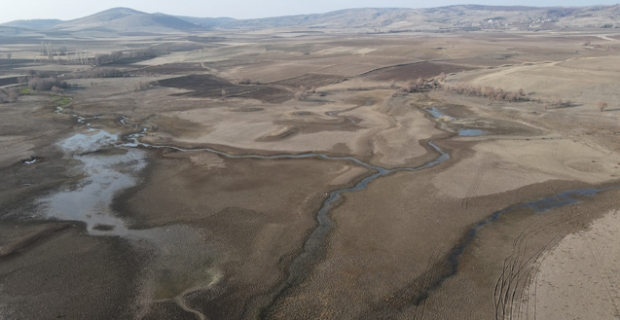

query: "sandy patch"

left=460, top=59, right=620, bottom=107
left=314, top=47, right=377, bottom=56
left=154, top=100, right=439, bottom=167
left=329, top=166, right=368, bottom=186
left=373, top=109, right=444, bottom=166
left=516, top=209, right=620, bottom=320
left=163, top=152, right=226, bottom=169
left=433, top=138, right=620, bottom=199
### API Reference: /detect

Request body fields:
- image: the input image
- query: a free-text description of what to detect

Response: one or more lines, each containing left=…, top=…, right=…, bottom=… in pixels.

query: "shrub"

left=133, top=81, right=157, bottom=92
left=51, top=86, right=64, bottom=94
left=28, top=77, right=69, bottom=92
left=0, top=88, right=20, bottom=102
left=438, top=72, right=447, bottom=82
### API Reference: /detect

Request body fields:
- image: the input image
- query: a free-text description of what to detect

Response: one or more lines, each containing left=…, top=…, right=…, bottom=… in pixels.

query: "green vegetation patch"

left=54, top=96, right=73, bottom=107
left=20, top=87, right=34, bottom=95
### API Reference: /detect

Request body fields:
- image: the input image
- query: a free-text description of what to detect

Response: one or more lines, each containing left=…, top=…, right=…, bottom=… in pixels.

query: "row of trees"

left=19, top=76, right=69, bottom=92
left=134, top=81, right=158, bottom=92
left=93, top=48, right=157, bottom=65
left=443, top=83, right=614, bottom=111
left=34, top=45, right=158, bottom=65
left=238, top=78, right=261, bottom=85
left=444, top=83, right=526, bottom=102
left=94, top=51, right=124, bottom=65
left=390, top=73, right=447, bottom=96
left=399, top=77, right=427, bottom=93
left=36, top=48, right=93, bottom=65
left=293, top=85, right=317, bottom=101
left=71, top=68, right=124, bottom=78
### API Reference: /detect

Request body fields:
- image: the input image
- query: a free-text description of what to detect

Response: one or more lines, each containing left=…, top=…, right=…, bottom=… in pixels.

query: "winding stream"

left=119, top=116, right=450, bottom=317
left=42, top=109, right=618, bottom=319
left=117, top=114, right=618, bottom=317
left=35, top=127, right=220, bottom=317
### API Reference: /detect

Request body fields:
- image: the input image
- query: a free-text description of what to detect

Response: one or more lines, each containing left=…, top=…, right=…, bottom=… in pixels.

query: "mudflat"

left=1, top=11, right=620, bottom=320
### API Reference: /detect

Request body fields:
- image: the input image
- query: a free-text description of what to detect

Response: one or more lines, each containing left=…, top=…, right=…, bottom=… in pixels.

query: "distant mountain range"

left=2, top=5, right=619, bottom=34
left=2, top=8, right=204, bottom=34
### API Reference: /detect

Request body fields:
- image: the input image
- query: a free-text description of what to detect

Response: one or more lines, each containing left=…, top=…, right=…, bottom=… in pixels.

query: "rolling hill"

left=2, top=8, right=205, bottom=34
left=1, top=19, right=63, bottom=30
left=176, top=5, right=620, bottom=30
left=53, top=7, right=205, bottom=33
left=1, top=5, right=618, bottom=34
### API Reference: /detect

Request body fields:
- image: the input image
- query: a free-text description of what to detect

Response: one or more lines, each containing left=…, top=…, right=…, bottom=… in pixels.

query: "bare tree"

left=7, top=88, right=19, bottom=102
left=45, top=42, right=53, bottom=60
left=293, top=85, right=309, bottom=101
left=485, top=87, right=496, bottom=99
left=437, top=72, right=446, bottom=82
left=293, top=90, right=307, bottom=101
left=28, top=76, right=69, bottom=92
left=416, top=77, right=424, bottom=89
left=400, top=81, right=413, bottom=93
left=51, top=86, right=64, bottom=94
left=547, top=97, right=566, bottom=109
left=133, top=81, right=156, bottom=92
left=597, top=101, right=609, bottom=112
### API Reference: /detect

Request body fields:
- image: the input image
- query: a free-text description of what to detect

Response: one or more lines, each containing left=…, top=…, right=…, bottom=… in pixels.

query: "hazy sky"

left=1, top=0, right=617, bottom=23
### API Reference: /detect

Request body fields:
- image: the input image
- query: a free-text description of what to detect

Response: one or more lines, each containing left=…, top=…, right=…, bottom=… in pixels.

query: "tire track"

left=462, top=164, right=487, bottom=209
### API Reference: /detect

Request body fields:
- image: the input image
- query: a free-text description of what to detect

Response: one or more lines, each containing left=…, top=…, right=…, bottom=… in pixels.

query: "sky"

left=1, top=0, right=618, bottom=23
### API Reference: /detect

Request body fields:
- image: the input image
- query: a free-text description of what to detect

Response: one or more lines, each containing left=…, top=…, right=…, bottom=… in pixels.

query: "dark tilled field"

left=186, top=36, right=228, bottom=43
left=139, top=63, right=205, bottom=74
left=360, top=61, right=476, bottom=81
left=158, top=74, right=292, bottom=103
left=0, top=76, right=18, bottom=86
left=272, top=73, right=345, bottom=88
left=0, top=59, right=40, bottom=72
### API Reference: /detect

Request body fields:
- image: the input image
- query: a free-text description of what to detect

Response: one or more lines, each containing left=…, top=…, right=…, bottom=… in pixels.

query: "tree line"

left=443, top=83, right=526, bottom=102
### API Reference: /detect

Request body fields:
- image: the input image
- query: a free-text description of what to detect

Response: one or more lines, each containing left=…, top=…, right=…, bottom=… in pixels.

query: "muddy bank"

left=260, top=137, right=619, bottom=320
left=418, top=185, right=620, bottom=320
left=0, top=223, right=71, bottom=258
left=111, top=113, right=450, bottom=319
left=0, top=222, right=141, bottom=320
left=112, top=146, right=377, bottom=319
left=516, top=207, right=620, bottom=320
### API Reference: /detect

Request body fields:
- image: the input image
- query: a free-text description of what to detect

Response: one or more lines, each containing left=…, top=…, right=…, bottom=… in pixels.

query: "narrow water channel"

left=35, top=110, right=617, bottom=318
left=120, top=115, right=618, bottom=317
left=120, top=118, right=451, bottom=317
